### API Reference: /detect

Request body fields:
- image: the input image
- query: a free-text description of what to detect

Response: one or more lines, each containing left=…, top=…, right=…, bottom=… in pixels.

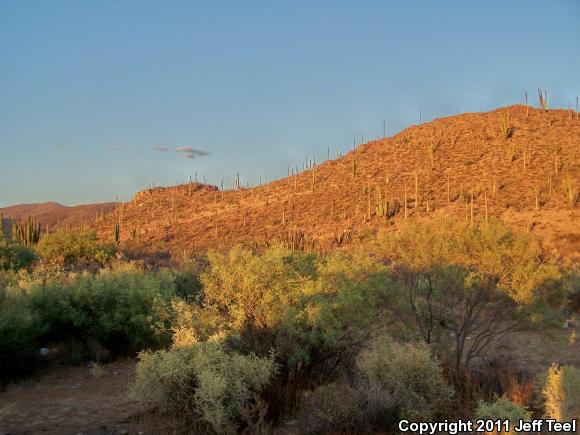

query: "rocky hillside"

left=90, top=105, right=579, bottom=261
left=1, top=201, right=117, bottom=230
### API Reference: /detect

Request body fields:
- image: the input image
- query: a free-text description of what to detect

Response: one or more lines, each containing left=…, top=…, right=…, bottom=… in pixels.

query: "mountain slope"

left=92, top=105, right=579, bottom=259
left=1, top=201, right=117, bottom=230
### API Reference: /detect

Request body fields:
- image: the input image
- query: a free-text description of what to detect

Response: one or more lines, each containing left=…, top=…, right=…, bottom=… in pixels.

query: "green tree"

left=36, top=229, right=115, bottom=266
left=0, top=232, right=36, bottom=271
left=178, top=245, right=394, bottom=380
left=372, top=219, right=562, bottom=369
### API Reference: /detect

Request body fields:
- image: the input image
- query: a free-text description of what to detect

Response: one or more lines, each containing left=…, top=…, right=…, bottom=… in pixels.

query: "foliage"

left=296, top=336, right=451, bottom=432
left=371, top=219, right=562, bottom=369
left=130, top=341, right=276, bottom=433
left=188, top=245, right=394, bottom=379
left=375, top=218, right=560, bottom=305
left=540, top=363, right=580, bottom=421
left=475, top=396, right=531, bottom=422
left=173, top=262, right=205, bottom=300
left=0, top=232, right=36, bottom=271
left=0, top=286, right=45, bottom=380
left=565, top=273, right=580, bottom=312
left=298, top=381, right=362, bottom=432
left=357, top=336, right=452, bottom=420
left=36, top=229, right=116, bottom=267
left=170, top=298, right=201, bottom=348
left=28, top=268, right=176, bottom=353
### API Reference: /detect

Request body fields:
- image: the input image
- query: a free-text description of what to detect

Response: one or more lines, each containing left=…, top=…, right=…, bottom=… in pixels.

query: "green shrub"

left=0, top=288, right=45, bottom=380
left=564, top=273, right=580, bottom=312
left=357, top=336, right=452, bottom=420
left=297, top=381, right=362, bottom=432
left=374, top=218, right=561, bottom=305
left=295, top=336, right=452, bottom=432
left=475, top=396, right=531, bottom=423
left=28, top=269, right=176, bottom=353
left=0, top=233, right=36, bottom=270
left=174, top=263, right=205, bottom=300
left=36, top=229, right=115, bottom=266
left=190, top=245, right=394, bottom=379
left=371, top=219, right=563, bottom=369
left=541, top=363, right=580, bottom=420
left=130, top=341, right=276, bottom=433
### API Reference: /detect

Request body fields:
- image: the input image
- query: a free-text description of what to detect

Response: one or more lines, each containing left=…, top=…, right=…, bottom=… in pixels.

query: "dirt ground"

left=0, top=325, right=577, bottom=434
left=0, top=359, right=139, bottom=435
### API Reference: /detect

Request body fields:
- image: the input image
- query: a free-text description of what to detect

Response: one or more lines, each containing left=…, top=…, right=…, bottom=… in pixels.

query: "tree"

left=0, top=232, right=36, bottom=271
left=177, top=245, right=394, bottom=380
left=373, top=219, right=561, bottom=370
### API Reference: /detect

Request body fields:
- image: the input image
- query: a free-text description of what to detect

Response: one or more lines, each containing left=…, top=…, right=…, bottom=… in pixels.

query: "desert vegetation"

left=0, top=103, right=578, bottom=434
left=1, top=207, right=578, bottom=433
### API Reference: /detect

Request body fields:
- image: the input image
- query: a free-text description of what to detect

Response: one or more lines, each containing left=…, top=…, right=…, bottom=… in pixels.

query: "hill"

left=1, top=201, right=117, bottom=230
left=32, top=105, right=578, bottom=262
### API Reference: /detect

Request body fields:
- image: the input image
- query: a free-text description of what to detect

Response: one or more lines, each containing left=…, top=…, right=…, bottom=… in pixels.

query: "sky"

left=1, top=1, right=579, bottom=207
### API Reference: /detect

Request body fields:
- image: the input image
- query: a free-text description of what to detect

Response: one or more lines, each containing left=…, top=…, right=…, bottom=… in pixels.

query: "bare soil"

left=1, top=325, right=578, bottom=434
left=0, top=359, right=138, bottom=435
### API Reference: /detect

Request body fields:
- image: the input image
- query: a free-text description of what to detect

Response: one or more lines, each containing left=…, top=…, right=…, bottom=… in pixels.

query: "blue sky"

left=1, top=1, right=579, bottom=207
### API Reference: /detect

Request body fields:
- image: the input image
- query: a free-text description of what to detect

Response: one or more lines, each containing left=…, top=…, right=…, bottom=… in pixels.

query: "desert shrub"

left=36, top=229, right=116, bottom=267
left=191, top=245, right=394, bottom=379
left=564, top=273, right=580, bottom=312
left=475, top=395, right=531, bottom=422
left=0, top=269, right=19, bottom=289
left=0, top=233, right=36, bottom=270
left=130, top=341, right=276, bottom=433
left=170, top=298, right=200, bottom=348
left=297, top=381, right=362, bottom=432
left=372, top=219, right=562, bottom=369
left=375, top=218, right=560, bottom=305
left=357, top=336, right=453, bottom=420
left=174, top=263, right=205, bottom=300
left=0, top=288, right=45, bottom=380
left=28, top=269, right=176, bottom=354
left=540, top=363, right=580, bottom=420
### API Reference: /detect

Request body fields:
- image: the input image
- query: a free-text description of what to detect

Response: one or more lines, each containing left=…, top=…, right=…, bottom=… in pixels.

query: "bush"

left=541, top=363, right=580, bottom=420
left=372, top=219, right=563, bottom=369
left=475, top=396, right=531, bottom=423
left=189, top=245, right=394, bottom=379
left=28, top=269, right=176, bottom=354
left=0, top=233, right=36, bottom=270
left=130, top=341, right=276, bottom=433
left=174, top=263, right=205, bottom=300
left=36, top=229, right=115, bottom=267
left=0, top=287, right=45, bottom=380
left=295, top=336, right=452, bottom=432
left=374, top=218, right=561, bottom=305
left=297, top=381, right=362, bottom=432
left=357, top=336, right=453, bottom=420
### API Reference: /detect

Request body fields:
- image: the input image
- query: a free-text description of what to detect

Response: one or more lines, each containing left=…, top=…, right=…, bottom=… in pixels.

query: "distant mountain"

left=0, top=201, right=117, bottom=230
left=90, top=105, right=579, bottom=262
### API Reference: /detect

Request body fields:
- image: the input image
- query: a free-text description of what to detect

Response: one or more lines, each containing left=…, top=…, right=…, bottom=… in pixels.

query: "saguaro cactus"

left=11, top=217, right=41, bottom=246
left=114, top=223, right=121, bottom=245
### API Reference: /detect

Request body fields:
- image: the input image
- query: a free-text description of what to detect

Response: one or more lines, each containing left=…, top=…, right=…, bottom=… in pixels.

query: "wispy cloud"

left=57, top=144, right=85, bottom=151
left=153, top=144, right=209, bottom=159
left=175, top=146, right=209, bottom=159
